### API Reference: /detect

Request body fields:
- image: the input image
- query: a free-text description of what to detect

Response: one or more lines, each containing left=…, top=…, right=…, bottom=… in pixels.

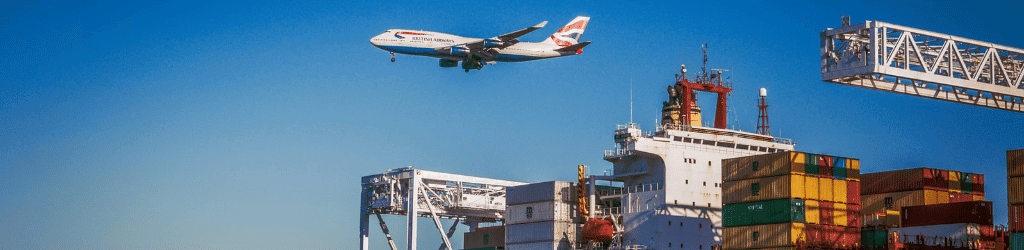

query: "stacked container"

left=1009, top=149, right=1024, bottom=250
left=860, top=167, right=986, bottom=227
left=721, top=151, right=861, bottom=250
left=464, top=226, right=506, bottom=250
left=889, top=201, right=995, bottom=249
left=505, top=181, right=579, bottom=250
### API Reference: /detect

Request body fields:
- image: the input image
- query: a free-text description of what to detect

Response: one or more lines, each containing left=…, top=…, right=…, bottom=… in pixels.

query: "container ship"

left=358, top=47, right=1019, bottom=250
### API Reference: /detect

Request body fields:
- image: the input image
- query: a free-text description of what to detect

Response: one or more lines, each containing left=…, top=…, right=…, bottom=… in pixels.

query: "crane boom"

left=821, top=20, right=1024, bottom=113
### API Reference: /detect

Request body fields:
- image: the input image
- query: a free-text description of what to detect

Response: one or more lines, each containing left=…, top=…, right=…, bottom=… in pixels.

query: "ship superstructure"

left=590, top=53, right=795, bottom=249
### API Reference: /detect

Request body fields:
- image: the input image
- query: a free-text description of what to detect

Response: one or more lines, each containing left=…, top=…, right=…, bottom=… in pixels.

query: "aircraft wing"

left=433, top=21, right=548, bottom=60
left=495, top=21, right=547, bottom=41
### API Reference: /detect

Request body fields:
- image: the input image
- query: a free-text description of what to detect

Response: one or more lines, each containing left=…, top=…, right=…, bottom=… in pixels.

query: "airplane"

left=369, top=16, right=592, bottom=72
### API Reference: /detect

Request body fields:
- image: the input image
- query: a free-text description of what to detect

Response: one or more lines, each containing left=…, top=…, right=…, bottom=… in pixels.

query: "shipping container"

left=1010, top=149, right=1024, bottom=177
left=950, top=192, right=974, bottom=203
left=861, top=168, right=964, bottom=195
left=885, top=210, right=900, bottom=228
left=723, top=152, right=806, bottom=182
left=805, top=200, right=820, bottom=225
left=861, top=190, right=927, bottom=216
left=507, top=181, right=576, bottom=205
left=974, top=194, right=985, bottom=201
left=723, top=175, right=806, bottom=204
left=723, top=199, right=805, bottom=227
left=1011, top=204, right=1024, bottom=232
left=949, top=171, right=963, bottom=192
left=848, top=204, right=860, bottom=228
left=819, top=178, right=834, bottom=202
left=505, top=240, right=572, bottom=250
left=847, top=181, right=861, bottom=204
left=1012, top=176, right=1024, bottom=204
left=722, top=222, right=806, bottom=249
left=504, top=221, right=577, bottom=244
left=818, top=165, right=833, bottom=178
left=861, top=229, right=888, bottom=248
left=820, top=201, right=833, bottom=226
left=465, top=226, right=505, bottom=249
left=1012, top=232, right=1024, bottom=250
left=832, top=179, right=847, bottom=204
left=861, top=212, right=885, bottom=228
left=900, top=201, right=993, bottom=227
left=833, top=203, right=847, bottom=227
left=889, top=223, right=983, bottom=247
left=805, top=176, right=820, bottom=201
left=506, top=201, right=577, bottom=225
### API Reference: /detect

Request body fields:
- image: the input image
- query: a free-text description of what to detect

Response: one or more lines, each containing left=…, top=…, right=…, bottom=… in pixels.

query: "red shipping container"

left=974, top=174, right=985, bottom=185
left=844, top=227, right=860, bottom=248
left=1011, top=204, right=1024, bottom=232
left=819, top=166, right=833, bottom=178
left=848, top=204, right=861, bottom=227
left=900, top=201, right=994, bottom=227
left=819, top=155, right=833, bottom=167
left=950, top=192, right=973, bottom=202
left=973, top=183, right=985, bottom=195
left=825, top=225, right=841, bottom=248
left=847, top=181, right=861, bottom=204
left=861, top=168, right=978, bottom=195
left=820, top=201, right=834, bottom=225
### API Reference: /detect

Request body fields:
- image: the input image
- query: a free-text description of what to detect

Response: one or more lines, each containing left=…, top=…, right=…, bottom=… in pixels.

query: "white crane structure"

left=821, top=19, right=1024, bottom=112
left=359, top=167, right=526, bottom=250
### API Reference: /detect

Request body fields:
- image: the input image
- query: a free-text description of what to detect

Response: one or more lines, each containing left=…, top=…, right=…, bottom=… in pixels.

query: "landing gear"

left=461, top=59, right=483, bottom=72
left=390, top=52, right=395, bottom=62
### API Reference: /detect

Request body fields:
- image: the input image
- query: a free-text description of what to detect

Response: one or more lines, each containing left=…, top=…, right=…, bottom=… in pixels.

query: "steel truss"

left=359, top=167, right=526, bottom=250
left=821, top=20, right=1024, bottom=112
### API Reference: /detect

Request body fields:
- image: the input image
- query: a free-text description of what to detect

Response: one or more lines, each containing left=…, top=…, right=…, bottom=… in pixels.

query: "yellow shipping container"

left=1010, top=177, right=1024, bottom=204
left=805, top=200, right=820, bottom=224
left=948, top=171, right=962, bottom=191
left=805, top=176, right=820, bottom=201
left=819, top=178, right=834, bottom=202
left=834, top=203, right=848, bottom=227
left=938, top=190, right=950, bottom=204
left=833, top=179, right=847, bottom=204
left=924, top=189, right=938, bottom=205
left=722, top=222, right=806, bottom=249
left=723, top=175, right=807, bottom=204
left=974, top=194, right=985, bottom=201
left=861, top=190, right=926, bottom=216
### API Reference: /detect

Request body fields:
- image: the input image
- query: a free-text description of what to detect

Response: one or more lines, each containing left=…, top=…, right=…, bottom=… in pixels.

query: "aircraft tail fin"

left=541, top=16, right=589, bottom=47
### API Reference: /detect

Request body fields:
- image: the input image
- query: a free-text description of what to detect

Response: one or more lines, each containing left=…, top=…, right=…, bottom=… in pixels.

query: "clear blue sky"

left=2, top=1, right=1022, bottom=249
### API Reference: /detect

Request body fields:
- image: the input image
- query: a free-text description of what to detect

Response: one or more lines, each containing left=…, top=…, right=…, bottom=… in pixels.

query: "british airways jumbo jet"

left=370, top=16, right=591, bottom=72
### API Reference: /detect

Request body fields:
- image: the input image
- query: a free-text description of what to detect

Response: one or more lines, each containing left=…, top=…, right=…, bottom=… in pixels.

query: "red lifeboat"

left=581, top=218, right=615, bottom=241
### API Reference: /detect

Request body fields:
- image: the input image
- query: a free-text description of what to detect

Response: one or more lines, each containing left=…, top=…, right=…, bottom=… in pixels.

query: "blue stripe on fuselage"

left=378, top=45, right=547, bottom=62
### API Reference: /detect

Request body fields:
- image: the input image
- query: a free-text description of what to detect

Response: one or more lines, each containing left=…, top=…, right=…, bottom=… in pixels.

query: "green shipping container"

left=1012, top=233, right=1024, bottom=250
left=861, top=229, right=887, bottom=248
left=805, top=153, right=819, bottom=174
left=723, top=199, right=805, bottom=227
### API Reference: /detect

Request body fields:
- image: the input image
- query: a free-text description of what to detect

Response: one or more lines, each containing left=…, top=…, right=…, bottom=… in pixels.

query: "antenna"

left=622, top=77, right=630, bottom=123
left=756, top=88, right=771, bottom=136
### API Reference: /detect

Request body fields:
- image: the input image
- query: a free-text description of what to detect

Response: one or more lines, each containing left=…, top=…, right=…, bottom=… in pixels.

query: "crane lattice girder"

left=359, top=167, right=527, bottom=250
left=821, top=20, right=1024, bottom=113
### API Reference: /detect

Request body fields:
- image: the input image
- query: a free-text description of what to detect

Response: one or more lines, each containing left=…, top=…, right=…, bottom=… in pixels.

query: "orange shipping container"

left=722, top=222, right=807, bottom=249
left=723, top=175, right=806, bottom=204
left=723, top=152, right=806, bottom=182
left=1010, top=176, right=1024, bottom=204
left=1010, top=149, right=1024, bottom=177
left=861, top=190, right=927, bottom=217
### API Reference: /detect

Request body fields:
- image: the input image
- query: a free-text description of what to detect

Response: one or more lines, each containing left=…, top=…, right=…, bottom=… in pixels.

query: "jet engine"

left=439, top=59, right=458, bottom=68
left=443, top=46, right=470, bottom=56
left=482, top=39, right=503, bottom=48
